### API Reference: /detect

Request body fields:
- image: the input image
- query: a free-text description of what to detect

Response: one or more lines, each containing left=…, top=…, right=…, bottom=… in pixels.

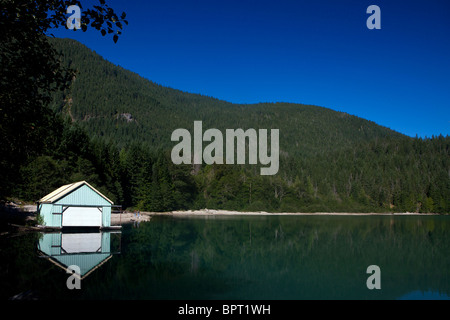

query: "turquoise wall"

left=102, top=206, right=111, bottom=227
left=39, top=203, right=62, bottom=227
left=55, top=185, right=110, bottom=206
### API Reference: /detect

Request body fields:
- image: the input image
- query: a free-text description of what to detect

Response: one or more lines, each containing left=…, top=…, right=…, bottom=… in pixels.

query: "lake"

left=0, top=215, right=449, bottom=300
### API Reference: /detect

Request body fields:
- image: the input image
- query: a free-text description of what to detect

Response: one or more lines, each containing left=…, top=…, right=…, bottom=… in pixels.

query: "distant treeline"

left=13, top=115, right=449, bottom=213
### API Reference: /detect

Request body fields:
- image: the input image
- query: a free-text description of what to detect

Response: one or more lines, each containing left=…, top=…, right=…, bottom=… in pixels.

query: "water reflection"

left=105, top=215, right=450, bottom=300
left=1, top=215, right=449, bottom=300
left=37, top=230, right=121, bottom=279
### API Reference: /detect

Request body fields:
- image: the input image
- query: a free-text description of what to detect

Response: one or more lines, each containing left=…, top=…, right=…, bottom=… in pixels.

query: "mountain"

left=16, top=37, right=449, bottom=214
left=48, top=38, right=404, bottom=156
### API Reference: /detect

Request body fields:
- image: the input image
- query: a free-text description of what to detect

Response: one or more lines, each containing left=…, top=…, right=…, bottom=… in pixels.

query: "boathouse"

left=37, top=181, right=114, bottom=229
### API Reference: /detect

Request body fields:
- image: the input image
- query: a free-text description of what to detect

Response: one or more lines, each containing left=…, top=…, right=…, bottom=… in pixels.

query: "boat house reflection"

left=37, top=230, right=121, bottom=279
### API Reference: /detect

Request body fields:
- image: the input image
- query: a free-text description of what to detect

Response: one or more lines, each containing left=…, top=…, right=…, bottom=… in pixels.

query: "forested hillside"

left=11, top=38, right=449, bottom=213
left=48, top=38, right=404, bottom=155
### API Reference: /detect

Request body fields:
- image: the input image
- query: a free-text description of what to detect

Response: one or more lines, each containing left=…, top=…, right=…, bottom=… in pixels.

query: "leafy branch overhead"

left=1, top=0, right=128, bottom=43
left=79, top=0, right=129, bottom=43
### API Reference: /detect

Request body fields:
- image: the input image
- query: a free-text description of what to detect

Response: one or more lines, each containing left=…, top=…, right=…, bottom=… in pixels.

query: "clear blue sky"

left=51, top=0, right=450, bottom=138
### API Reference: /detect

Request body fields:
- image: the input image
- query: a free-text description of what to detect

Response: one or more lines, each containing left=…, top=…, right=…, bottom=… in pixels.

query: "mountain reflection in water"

left=0, top=215, right=449, bottom=300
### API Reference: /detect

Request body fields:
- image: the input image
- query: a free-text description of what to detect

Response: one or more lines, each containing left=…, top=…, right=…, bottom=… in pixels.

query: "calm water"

left=0, top=215, right=449, bottom=300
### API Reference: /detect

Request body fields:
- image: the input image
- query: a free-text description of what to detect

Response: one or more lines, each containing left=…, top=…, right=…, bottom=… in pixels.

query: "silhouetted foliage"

left=0, top=1, right=127, bottom=199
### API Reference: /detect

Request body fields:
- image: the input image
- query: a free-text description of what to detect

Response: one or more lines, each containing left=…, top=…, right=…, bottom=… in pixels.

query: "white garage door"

left=63, top=207, right=102, bottom=227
